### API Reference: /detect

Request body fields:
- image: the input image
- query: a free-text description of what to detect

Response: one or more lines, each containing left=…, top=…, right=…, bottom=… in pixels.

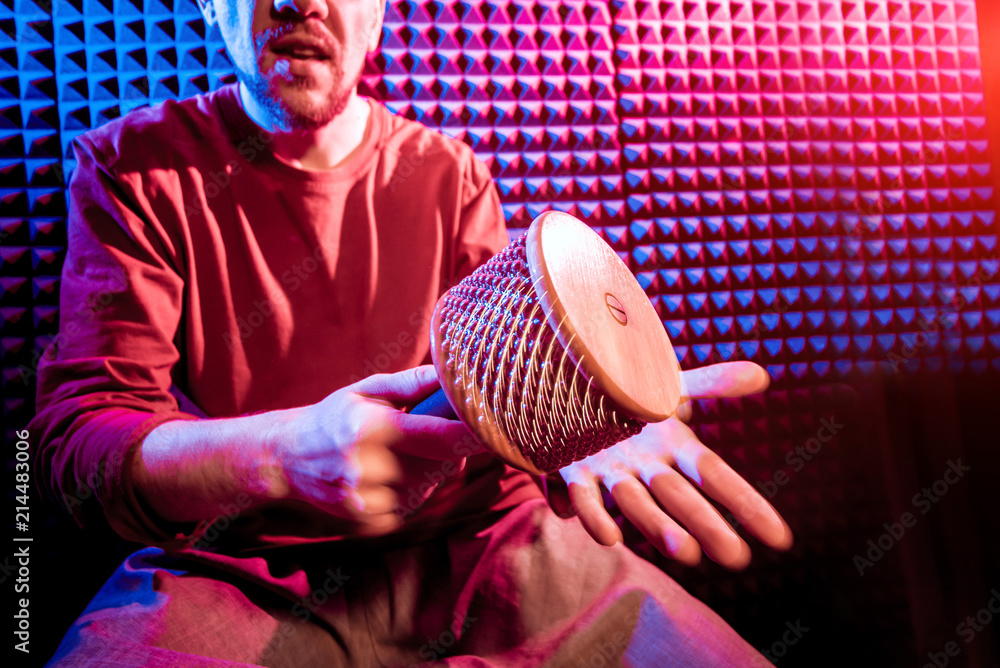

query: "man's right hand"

left=135, top=366, right=481, bottom=537
left=270, top=366, right=480, bottom=535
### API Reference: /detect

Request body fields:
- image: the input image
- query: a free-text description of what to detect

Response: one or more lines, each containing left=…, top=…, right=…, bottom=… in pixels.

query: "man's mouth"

left=272, top=45, right=330, bottom=61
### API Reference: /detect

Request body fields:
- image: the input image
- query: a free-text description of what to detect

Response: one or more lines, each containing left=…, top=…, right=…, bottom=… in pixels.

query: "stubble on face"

left=239, top=22, right=362, bottom=130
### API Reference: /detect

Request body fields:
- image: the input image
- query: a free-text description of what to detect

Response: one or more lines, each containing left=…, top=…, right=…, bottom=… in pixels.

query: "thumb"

left=679, top=362, right=770, bottom=402
left=354, top=365, right=441, bottom=406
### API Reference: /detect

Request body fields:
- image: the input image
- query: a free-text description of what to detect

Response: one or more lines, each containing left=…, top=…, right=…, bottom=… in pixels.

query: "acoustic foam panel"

left=1, top=0, right=997, bottom=662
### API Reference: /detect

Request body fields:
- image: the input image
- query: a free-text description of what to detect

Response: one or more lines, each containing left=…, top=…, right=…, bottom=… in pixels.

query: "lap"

left=430, top=499, right=769, bottom=667
left=47, top=500, right=769, bottom=668
left=47, top=548, right=340, bottom=667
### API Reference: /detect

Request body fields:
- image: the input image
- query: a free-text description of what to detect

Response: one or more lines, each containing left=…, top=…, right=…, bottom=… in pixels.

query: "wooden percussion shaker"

left=427, top=211, right=682, bottom=475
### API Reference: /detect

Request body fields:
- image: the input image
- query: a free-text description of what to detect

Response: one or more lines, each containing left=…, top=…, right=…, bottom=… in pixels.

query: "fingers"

left=531, top=473, right=574, bottom=519
left=354, top=443, right=405, bottom=485
left=387, top=411, right=484, bottom=461
left=351, top=367, right=485, bottom=462
left=351, top=512, right=404, bottom=537
left=610, top=477, right=703, bottom=565
left=356, top=443, right=467, bottom=489
left=641, top=464, right=751, bottom=569
left=349, top=484, right=400, bottom=515
left=562, top=418, right=791, bottom=567
left=679, top=361, right=770, bottom=402
left=673, top=440, right=794, bottom=551
left=562, top=468, right=623, bottom=546
left=354, top=365, right=442, bottom=405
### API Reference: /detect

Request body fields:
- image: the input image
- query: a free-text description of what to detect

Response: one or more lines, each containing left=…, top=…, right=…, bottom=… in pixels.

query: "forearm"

left=133, top=408, right=302, bottom=524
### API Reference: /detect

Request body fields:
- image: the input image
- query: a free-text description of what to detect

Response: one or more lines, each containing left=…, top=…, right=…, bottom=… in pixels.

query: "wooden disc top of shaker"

left=526, top=211, right=681, bottom=422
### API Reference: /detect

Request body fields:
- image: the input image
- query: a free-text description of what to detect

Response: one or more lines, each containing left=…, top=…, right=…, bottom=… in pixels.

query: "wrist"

left=257, top=406, right=304, bottom=503
left=135, top=409, right=299, bottom=523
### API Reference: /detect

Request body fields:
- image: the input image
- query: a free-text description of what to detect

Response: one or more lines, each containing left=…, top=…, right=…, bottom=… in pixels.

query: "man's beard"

left=237, top=50, right=360, bottom=130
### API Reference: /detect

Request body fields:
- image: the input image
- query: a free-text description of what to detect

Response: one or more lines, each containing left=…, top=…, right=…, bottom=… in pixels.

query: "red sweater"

left=31, top=85, right=541, bottom=549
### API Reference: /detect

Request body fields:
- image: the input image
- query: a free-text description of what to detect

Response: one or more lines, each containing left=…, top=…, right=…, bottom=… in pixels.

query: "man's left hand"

left=543, top=361, right=793, bottom=569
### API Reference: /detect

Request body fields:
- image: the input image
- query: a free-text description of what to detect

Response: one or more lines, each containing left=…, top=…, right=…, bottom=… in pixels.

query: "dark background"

left=3, top=0, right=1000, bottom=665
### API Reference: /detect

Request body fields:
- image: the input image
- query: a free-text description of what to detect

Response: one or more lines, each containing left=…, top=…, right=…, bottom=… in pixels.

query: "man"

left=32, top=0, right=792, bottom=664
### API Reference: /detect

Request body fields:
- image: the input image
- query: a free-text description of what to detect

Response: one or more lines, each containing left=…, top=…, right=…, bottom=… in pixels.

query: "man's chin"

left=243, top=82, right=343, bottom=131
left=250, top=71, right=355, bottom=130
left=239, top=60, right=361, bottom=130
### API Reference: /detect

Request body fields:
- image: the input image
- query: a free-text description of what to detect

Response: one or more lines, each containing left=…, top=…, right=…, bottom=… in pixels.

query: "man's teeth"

left=286, top=48, right=322, bottom=58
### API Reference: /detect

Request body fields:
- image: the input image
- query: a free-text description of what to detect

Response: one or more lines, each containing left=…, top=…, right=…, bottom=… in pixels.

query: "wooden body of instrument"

left=429, top=211, right=682, bottom=475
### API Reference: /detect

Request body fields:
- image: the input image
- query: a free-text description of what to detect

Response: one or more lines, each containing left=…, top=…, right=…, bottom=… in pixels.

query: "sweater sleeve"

left=29, top=136, right=201, bottom=546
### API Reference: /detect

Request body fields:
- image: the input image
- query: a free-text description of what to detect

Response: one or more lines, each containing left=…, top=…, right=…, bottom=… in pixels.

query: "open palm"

left=546, top=361, right=794, bottom=569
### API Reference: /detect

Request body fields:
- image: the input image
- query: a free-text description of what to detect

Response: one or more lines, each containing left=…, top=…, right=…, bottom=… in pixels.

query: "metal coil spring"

left=435, top=235, right=643, bottom=472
